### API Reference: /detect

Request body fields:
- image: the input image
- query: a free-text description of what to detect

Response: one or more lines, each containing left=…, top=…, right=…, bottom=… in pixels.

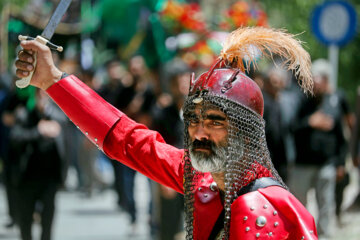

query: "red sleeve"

left=46, top=75, right=184, bottom=194
left=46, top=75, right=122, bottom=150
left=104, top=116, right=185, bottom=194
left=229, top=186, right=317, bottom=240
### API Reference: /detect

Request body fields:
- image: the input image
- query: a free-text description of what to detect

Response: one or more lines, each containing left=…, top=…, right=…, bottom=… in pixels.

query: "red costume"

left=46, top=75, right=317, bottom=239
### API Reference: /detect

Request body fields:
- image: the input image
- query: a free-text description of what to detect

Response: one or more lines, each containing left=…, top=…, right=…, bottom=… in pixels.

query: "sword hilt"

left=16, top=35, right=63, bottom=89
left=18, top=35, right=63, bottom=52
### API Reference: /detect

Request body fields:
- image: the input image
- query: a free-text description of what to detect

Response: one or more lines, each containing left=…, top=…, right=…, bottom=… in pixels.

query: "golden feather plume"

left=220, top=27, right=313, bottom=94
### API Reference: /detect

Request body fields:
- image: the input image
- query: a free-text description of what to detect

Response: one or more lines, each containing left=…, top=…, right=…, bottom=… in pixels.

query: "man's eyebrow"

left=204, top=114, right=226, bottom=121
left=186, top=112, right=199, bottom=119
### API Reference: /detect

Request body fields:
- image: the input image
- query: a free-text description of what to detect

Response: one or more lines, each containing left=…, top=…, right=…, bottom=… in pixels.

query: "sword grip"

left=16, top=35, right=61, bottom=89
left=16, top=35, right=64, bottom=88
left=16, top=35, right=45, bottom=89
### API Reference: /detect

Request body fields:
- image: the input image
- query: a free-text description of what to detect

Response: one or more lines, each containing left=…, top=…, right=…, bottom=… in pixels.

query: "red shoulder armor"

left=46, top=75, right=122, bottom=150
left=230, top=186, right=318, bottom=240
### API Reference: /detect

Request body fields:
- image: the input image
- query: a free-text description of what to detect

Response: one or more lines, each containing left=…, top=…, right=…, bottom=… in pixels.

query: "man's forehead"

left=192, top=105, right=227, bottom=118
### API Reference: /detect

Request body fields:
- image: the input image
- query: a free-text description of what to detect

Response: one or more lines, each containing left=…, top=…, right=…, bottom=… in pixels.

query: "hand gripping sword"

left=16, top=0, right=72, bottom=88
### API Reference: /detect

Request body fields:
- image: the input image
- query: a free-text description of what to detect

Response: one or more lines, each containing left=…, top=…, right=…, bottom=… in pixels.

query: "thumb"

left=20, top=40, right=50, bottom=54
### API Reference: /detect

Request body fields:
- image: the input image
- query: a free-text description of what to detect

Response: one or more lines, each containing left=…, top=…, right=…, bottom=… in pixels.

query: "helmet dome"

left=189, top=64, right=264, bottom=116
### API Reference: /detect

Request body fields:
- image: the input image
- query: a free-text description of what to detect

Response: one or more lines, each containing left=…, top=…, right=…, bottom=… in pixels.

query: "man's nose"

left=194, top=123, right=209, bottom=141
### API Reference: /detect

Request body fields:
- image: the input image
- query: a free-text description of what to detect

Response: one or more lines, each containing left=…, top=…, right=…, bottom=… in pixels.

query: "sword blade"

left=41, top=0, right=72, bottom=40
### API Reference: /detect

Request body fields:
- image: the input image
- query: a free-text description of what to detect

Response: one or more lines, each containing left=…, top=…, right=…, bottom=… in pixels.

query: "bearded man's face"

left=187, top=107, right=229, bottom=173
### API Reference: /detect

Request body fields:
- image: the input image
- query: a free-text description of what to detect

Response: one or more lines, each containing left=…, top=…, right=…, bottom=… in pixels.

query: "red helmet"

left=189, top=59, right=264, bottom=116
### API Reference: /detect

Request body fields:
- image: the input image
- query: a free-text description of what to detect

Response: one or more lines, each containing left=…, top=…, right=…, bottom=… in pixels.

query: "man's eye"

left=189, top=119, right=199, bottom=125
left=212, top=121, right=223, bottom=126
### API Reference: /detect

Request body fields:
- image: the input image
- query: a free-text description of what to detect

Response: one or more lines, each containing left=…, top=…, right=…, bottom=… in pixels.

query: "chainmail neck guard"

left=182, top=91, right=287, bottom=240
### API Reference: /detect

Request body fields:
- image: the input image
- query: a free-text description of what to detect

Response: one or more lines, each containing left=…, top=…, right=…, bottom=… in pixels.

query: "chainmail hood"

left=181, top=27, right=313, bottom=240
left=182, top=69, right=286, bottom=240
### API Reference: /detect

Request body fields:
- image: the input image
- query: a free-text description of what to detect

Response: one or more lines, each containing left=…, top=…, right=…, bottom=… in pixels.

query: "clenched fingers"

left=16, top=69, right=30, bottom=78
left=15, top=60, right=34, bottom=78
left=15, top=49, right=35, bottom=78
left=15, top=59, right=34, bottom=71
left=17, top=50, right=34, bottom=63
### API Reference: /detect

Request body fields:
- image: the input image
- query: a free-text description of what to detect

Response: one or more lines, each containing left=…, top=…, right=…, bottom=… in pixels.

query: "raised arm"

left=15, top=40, right=185, bottom=193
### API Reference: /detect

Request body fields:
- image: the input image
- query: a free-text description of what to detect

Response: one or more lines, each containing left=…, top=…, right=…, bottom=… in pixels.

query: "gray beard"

left=190, top=145, right=228, bottom=173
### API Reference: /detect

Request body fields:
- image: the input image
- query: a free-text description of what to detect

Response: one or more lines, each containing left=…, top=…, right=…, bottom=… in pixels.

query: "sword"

left=16, top=0, right=72, bottom=88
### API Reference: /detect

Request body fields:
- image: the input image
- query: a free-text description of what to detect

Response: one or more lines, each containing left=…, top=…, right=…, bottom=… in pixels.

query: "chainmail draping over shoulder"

left=182, top=92, right=287, bottom=240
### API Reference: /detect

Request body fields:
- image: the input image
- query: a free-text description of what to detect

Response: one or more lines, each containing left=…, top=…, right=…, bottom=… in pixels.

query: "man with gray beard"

left=190, top=138, right=228, bottom=173
left=15, top=27, right=318, bottom=239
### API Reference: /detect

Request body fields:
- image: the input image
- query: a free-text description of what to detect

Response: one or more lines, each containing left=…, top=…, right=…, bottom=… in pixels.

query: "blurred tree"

left=0, top=0, right=29, bottom=69
left=0, top=0, right=29, bottom=11
left=99, top=0, right=159, bottom=67
left=262, top=0, right=359, bottom=107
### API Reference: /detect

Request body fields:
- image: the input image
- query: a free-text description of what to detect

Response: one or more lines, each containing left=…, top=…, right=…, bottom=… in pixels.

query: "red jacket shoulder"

left=229, top=186, right=317, bottom=240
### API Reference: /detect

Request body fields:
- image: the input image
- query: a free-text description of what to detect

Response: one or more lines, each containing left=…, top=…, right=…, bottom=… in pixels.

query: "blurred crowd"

left=0, top=53, right=359, bottom=240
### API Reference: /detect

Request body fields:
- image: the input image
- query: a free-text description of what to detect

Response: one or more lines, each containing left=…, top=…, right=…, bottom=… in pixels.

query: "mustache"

left=191, top=139, right=215, bottom=150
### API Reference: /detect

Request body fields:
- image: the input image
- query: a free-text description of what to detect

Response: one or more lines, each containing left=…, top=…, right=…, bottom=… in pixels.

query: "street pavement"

left=1, top=169, right=360, bottom=240
left=0, top=173, right=153, bottom=240
left=307, top=167, right=360, bottom=240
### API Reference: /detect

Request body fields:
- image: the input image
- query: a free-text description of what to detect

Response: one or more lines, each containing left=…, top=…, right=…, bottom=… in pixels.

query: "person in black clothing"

left=118, top=55, right=156, bottom=227
left=151, top=60, right=190, bottom=239
left=99, top=56, right=156, bottom=229
left=2, top=86, right=40, bottom=230
left=332, top=88, right=352, bottom=222
left=289, top=59, right=347, bottom=239
left=261, top=67, right=290, bottom=181
left=0, top=68, right=17, bottom=228
left=97, top=60, right=128, bottom=207
left=348, top=86, right=360, bottom=212
left=6, top=89, right=65, bottom=240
